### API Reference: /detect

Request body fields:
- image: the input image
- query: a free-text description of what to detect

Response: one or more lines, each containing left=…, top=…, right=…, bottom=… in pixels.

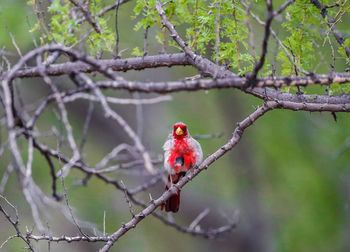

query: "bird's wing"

left=163, top=134, right=174, bottom=174
left=188, top=136, right=203, bottom=166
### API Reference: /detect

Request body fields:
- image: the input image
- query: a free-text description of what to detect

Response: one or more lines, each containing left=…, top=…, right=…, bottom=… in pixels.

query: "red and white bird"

left=161, top=122, right=203, bottom=212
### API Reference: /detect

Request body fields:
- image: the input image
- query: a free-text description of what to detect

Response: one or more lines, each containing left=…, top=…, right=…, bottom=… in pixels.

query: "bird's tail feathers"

left=161, top=173, right=185, bottom=212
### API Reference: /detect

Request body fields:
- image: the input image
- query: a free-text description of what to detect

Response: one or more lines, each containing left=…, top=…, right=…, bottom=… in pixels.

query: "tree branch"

left=11, top=53, right=190, bottom=78
left=0, top=195, right=36, bottom=251
left=69, top=0, right=102, bottom=34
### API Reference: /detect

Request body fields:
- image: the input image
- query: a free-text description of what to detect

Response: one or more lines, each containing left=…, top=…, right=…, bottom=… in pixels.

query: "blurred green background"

left=0, top=0, right=350, bottom=251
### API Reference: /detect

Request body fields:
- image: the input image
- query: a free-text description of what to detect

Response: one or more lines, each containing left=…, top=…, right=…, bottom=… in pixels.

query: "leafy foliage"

left=27, top=0, right=350, bottom=80
left=47, top=0, right=79, bottom=45
left=27, top=0, right=116, bottom=56
left=132, top=0, right=349, bottom=81
left=277, top=1, right=321, bottom=75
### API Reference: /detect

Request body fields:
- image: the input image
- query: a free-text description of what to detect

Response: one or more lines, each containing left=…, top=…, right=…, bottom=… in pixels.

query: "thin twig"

left=247, top=0, right=273, bottom=83
left=114, top=0, right=120, bottom=58
left=0, top=164, right=13, bottom=194
left=69, top=0, right=102, bottom=34
left=143, top=26, right=150, bottom=57
left=120, top=180, right=135, bottom=217
left=79, top=101, right=94, bottom=154
left=188, top=208, right=210, bottom=230
left=0, top=194, right=36, bottom=251
left=61, top=177, right=88, bottom=237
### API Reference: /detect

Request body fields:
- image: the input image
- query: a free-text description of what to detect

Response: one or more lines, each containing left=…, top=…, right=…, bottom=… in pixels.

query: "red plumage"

left=161, top=122, right=203, bottom=212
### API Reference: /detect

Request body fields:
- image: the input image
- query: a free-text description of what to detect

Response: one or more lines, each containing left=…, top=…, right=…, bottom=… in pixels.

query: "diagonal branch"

left=99, top=101, right=277, bottom=251
left=21, top=132, right=231, bottom=239
left=69, top=0, right=102, bottom=34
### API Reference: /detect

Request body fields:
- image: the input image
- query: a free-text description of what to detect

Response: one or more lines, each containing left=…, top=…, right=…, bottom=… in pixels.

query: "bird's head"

left=172, top=122, right=188, bottom=139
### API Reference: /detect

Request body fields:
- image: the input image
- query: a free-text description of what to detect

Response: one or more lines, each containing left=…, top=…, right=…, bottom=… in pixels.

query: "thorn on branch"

left=331, top=112, right=337, bottom=122
left=120, top=180, right=135, bottom=218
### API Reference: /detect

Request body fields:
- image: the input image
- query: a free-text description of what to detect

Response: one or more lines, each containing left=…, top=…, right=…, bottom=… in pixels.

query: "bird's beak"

left=175, top=127, right=184, bottom=136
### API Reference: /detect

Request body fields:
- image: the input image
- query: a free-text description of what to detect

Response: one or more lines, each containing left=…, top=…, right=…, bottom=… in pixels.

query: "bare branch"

left=63, top=93, right=172, bottom=105
left=114, top=0, right=121, bottom=58
left=0, top=194, right=36, bottom=251
left=143, top=26, right=150, bottom=57
left=95, top=71, right=350, bottom=94
left=27, top=234, right=109, bottom=243
left=61, top=177, right=88, bottom=237
left=36, top=55, right=81, bottom=177
left=12, top=53, right=190, bottom=78
left=79, top=101, right=94, bottom=154
left=0, top=164, right=13, bottom=194
left=188, top=208, right=210, bottom=230
left=43, top=152, right=61, bottom=201
left=77, top=73, right=156, bottom=174
left=120, top=180, right=135, bottom=218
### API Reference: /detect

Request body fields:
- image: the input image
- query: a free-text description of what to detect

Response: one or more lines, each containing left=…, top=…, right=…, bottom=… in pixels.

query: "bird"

left=161, top=122, right=203, bottom=212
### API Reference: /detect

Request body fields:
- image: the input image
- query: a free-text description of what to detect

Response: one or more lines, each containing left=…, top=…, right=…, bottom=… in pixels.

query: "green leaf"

left=131, top=47, right=143, bottom=56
